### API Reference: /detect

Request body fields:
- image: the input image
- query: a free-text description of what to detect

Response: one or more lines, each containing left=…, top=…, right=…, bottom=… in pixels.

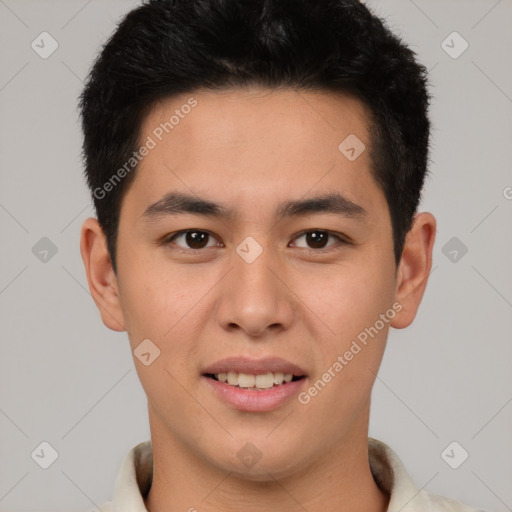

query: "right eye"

left=164, top=230, right=223, bottom=252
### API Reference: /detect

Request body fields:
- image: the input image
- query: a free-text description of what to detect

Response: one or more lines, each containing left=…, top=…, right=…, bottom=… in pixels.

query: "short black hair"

left=79, top=0, right=431, bottom=274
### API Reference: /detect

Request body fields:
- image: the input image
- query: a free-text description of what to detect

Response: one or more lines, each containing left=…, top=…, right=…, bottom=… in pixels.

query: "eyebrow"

left=142, top=191, right=367, bottom=222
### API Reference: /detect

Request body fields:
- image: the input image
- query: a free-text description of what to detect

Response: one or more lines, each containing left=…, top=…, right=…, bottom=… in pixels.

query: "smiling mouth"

left=204, top=372, right=305, bottom=390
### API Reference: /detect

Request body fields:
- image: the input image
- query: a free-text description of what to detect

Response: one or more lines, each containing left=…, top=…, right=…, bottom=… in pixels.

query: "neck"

left=144, top=405, right=389, bottom=512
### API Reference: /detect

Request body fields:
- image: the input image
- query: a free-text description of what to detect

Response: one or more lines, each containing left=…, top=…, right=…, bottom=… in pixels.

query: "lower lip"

left=203, top=376, right=307, bottom=412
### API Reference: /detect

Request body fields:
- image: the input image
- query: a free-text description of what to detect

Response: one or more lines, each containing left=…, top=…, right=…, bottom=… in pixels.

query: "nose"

left=215, top=242, right=295, bottom=338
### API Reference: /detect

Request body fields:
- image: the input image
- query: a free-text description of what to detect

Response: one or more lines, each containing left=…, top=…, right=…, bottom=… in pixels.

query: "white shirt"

left=98, top=438, right=483, bottom=512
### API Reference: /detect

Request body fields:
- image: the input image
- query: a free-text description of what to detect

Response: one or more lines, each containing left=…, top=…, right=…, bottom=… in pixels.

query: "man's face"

left=112, top=88, right=399, bottom=478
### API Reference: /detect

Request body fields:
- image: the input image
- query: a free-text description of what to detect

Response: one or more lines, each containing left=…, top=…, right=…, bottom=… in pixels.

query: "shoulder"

left=417, top=489, right=486, bottom=512
left=368, top=438, right=486, bottom=512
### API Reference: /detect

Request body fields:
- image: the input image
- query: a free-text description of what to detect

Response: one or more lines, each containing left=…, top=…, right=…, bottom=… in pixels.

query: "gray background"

left=0, top=0, right=511, bottom=510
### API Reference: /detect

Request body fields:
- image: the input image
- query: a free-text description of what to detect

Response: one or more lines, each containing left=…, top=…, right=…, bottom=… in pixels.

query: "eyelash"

left=163, top=229, right=350, bottom=254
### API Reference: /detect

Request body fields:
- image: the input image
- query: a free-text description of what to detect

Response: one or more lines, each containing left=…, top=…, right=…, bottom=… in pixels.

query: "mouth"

left=204, top=371, right=305, bottom=391
left=201, top=357, right=308, bottom=412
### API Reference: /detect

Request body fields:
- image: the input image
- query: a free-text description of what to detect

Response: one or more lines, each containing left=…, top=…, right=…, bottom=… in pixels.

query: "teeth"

left=227, top=371, right=238, bottom=386
left=255, top=373, right=274, bottom=389
left=238, top=373, right=255, bottom=388
left=273, top=372, right=284, bottom=385
left=214, top=371, right=296, bottom=389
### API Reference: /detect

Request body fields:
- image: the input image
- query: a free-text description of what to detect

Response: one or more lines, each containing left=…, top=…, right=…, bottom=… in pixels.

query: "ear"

left=80, top=217, right=125, bottom=332
left=391, top=212, right=436, bottom=329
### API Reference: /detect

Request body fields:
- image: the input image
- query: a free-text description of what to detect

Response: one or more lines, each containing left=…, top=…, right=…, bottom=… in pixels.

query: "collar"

left=105, top=438, right=478, bottom=512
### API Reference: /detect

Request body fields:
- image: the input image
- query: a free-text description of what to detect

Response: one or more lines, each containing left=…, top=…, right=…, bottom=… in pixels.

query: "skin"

left=80, top=87, right=436, bottom=512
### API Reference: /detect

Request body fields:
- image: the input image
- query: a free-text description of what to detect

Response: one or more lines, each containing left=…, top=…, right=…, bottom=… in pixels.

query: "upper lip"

left=202, top=357, right=307, bottom=376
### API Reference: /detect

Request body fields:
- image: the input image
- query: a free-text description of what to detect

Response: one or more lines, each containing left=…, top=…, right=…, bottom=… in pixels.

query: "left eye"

left=291, top=230, right=343, bottom=250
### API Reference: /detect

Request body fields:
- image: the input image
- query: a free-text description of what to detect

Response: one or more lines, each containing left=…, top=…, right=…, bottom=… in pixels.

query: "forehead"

left=143, top=86, right=371, bottom=154
left=125, top=87, right=382, bottom=219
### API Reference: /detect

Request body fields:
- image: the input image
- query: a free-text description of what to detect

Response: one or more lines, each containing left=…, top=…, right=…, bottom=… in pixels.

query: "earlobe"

left=80, top=217, right=126, bottom=332
left=391, top=212, right=436, bottom=329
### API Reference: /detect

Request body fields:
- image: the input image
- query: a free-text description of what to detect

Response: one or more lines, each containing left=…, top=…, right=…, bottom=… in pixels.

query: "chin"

left=208, top=444, right=307, bottom=482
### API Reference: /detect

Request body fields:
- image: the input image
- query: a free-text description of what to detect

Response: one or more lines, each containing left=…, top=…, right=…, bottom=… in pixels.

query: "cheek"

left=294, top=257, right=395, bottom=341
left=293, top=258, right=396, bottom=395
left=117, top=248, right=208, bottom=342
left=116, top=254, right=209, bottom=410
left=288, top=264, right=396, bottom=450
